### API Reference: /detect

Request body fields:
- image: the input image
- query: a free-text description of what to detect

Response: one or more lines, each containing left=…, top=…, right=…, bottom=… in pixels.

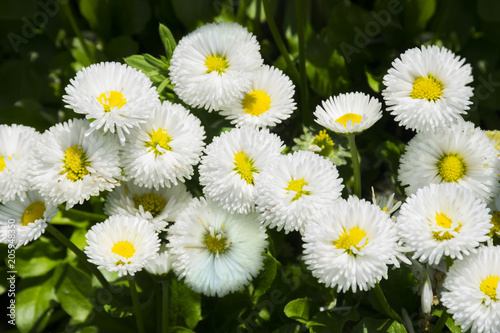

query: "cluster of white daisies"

left=1, top=21, right=500, bottom=332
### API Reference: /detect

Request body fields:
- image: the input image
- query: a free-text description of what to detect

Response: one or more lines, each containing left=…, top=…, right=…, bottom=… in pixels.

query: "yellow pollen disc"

left=242, top=90, right=272, bottom=116
left=0, top=156, right=11, bottom=172
left=432, top=213, right=461, bottom=241
left=410, top=74, right=444, bottom=101
left=437, top=154, right=467, bottom=183
left=112, top=241, right=135, bottom=259
left=333, top=227, right=368, bottom=255
left=133, top=192, right=167, bottom=217
left=97, top=91, right=126, bottom=112
left=285, top=178, right=311, bottom=201
left=147, top=128, right=173, bottom=156
left=490, top=211, right=500, bottom=236
left=312, top=130, right=334, bottom=157
left=204, top=233, right=229, bottom=254
left=21, top=201, right=46, bottom=226
left=233, top=151, right=258, bottom=184
left=335, top=113, right=362, bottom=129
left=62, top=145, right=90, bottom=182
left=205, top=54, right=229, bottom=75
left=480, top=276, right=499, bottom=301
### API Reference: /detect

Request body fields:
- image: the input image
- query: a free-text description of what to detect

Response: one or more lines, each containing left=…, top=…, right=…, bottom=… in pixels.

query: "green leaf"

left=159, top=24, right=177, bottom=61
left=284, top=298, right=312, bottom=323
left=403, top=0, right=436, bottom=35
left=310, top=307, right=359, bottom=333
left=124, top=54, right=161, bottom=77
left=51, top=210, right=90, bottom=228
left=55, top=264, right=95, bottom=323
left=16, top=272, right=60, bottom=333
left=352, top=318, right=407, bottom=333
left=14, top=237, right=66, bottom=278
left=366, top=70, right=381, bottom=93
left=169, top=279, right=202, bottom=329
left=252, top=252, right=279, bottom=299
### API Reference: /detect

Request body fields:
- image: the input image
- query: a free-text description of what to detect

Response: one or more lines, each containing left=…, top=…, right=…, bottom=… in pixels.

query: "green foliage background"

left=0, top=0, right=499, bottom=332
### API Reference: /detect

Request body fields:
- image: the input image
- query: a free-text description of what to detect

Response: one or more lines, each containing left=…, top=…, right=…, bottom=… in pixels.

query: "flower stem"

left=347, top=134, right=361, bottom=198
left=128, top=275, right=146, bottom=333
left=46, top=224, right=110, bottom=289
left=374, top=283, right=404, bottom=324
left=262, top=0, right=300, bottom=83
left=161, top=280, right=170, bottom=333
left=61, top=1, right=94, bottom=64
left=58, top=205, right=108, bottom=222
left=294, top=0, right=310, bottom=124
left=432, top=310, right=449, bottom=333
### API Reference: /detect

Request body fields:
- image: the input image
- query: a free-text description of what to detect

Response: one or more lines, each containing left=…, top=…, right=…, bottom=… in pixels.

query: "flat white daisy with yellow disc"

left=219, top=65, right=296, bottom=127
left=199, top=126, right=284, bottom=214
left=0, top=191, right=57, bottom=248
left=302, top=196, right=403, bottom=292
left=397, top=183, right=492, bottom=265
left=29, top=119, right=122, bottom=209
left=167, top=197, right=268, bottom=297
left=382, top=45, right=473, bottom=132
left=441, top=245, right=500, bottom=333
left=398, top=121, right=500, bottom=202
left=85, top=215, right=160, bottom=277
left=63, top=62, right=160, bottom=144
left=313, top=92, right=382, bottom=134
left=169, top=22, right=263, bottom=112
left=254, top=150, right=344, bottom=234
left=104, top=181, right=192, bottom=232
left=0, top=124, right=40, bottom=203
left=121, top=101, right=205, bottom=189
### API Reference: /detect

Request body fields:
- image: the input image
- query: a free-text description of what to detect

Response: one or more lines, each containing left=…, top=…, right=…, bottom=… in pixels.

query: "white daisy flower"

left=0, top=124, right=40, bottom=203
left=441, top=245, right=500, bottom=333
left=29, top=118, right=122, bottom=209
left=302, top=196, right=403, bottom=293
left=63, top=61, right=160, bottom=144
left=398, top=121, right=500, bottom=202
left=397, top=183, right=492, bottom=265
left=121, top=101, right=205, bottom=189
left=490, top=193, right=500, bottom=237
left=254, top=150, right=344, bottom=234
left=382, top=45, right=473, bottom=132
left=313, top=92, right=382, bottom=134
left=219, top=65, right=296, bottom=127
left=199, top=126, right=284, bottom=214
left=144, top=243, right=171, bottom=276
left=169, top=21, right=263, bottom=112
left=0, top=191, right=57, bottom=248
left=104, top=181, right=192, bottom=232
left=85, top=215, right=160, bottom=277
left=167, top=197, right=268, bottom=297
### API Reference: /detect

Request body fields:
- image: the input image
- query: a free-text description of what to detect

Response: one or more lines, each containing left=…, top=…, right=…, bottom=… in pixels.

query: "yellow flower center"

left=285, top=178, right=311, bottom=201
left=0, top=156, right=11, bottom=172
left=147, top=128, right=173, bottom=156
left=21, top=201, right=46, bottom=226
left=97, top=91, right=127, bottom=112
left=62, top=145, right=90, bottom=182
left=112, top=241, right=135, bottom=259
left=437, top=154, right=467, bottom=183
left=233, top=151, right=258, bottom=185
left=133, top=192, right=167, bottom=218
left=410, top=74, right=444, bottom=101
left=204, top=232, right=229, bottom=254
left=432, top=213, right=461, bottom=241
left=480, top=276, right=499, bottom=301
left=312, top=130, right=334, bottom=157
left=333, top=227, right=368, bottom=255
left=335, top=113, right=362, bottom=129
left=242, top=90, right=272, bottom=116
left=205, top=54, right=229, bottom=75
left=490, top=211, right=500, bottom=236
